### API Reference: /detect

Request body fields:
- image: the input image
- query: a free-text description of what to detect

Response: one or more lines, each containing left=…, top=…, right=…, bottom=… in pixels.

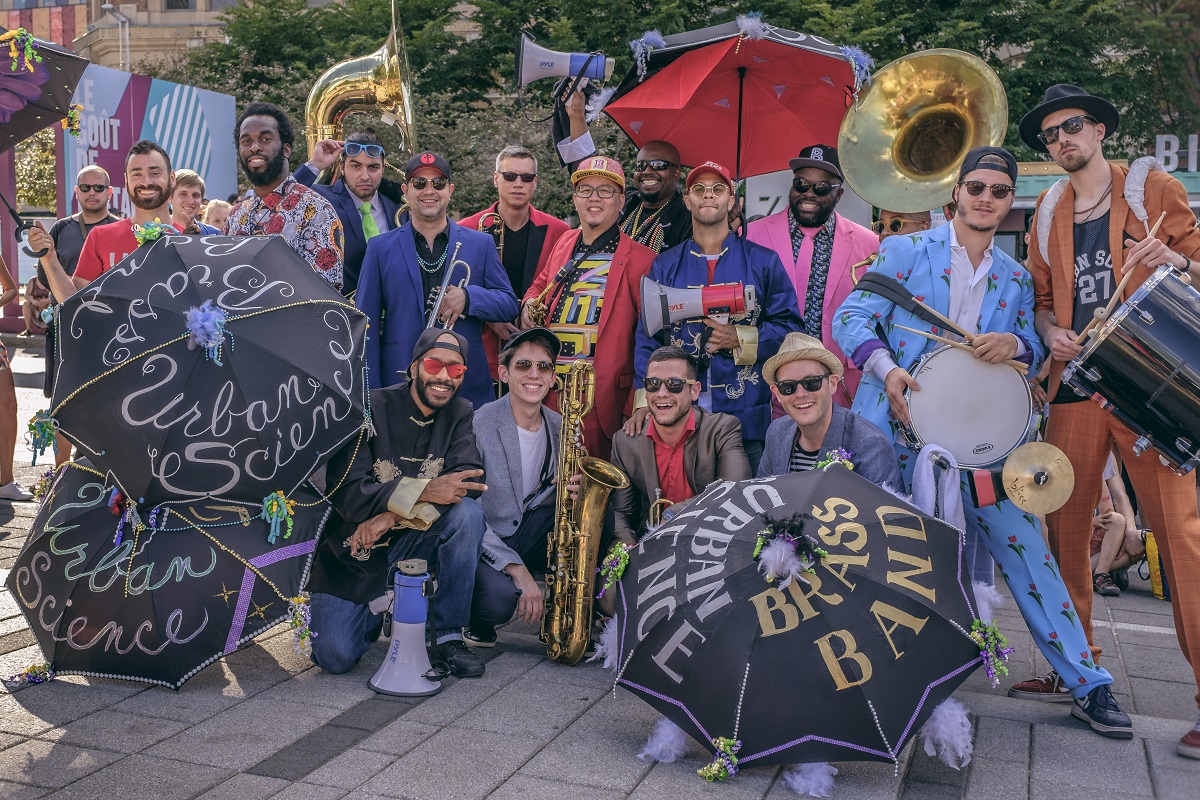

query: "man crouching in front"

left=306, top=328, right=489, bottom=679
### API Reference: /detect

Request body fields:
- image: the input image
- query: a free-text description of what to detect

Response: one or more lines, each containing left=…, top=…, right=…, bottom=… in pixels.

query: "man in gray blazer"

left=610, top=346, right=752, bottom=545
left=757, top=332, right=901, bottom=490
left=466, top=328, right=563, bottom=647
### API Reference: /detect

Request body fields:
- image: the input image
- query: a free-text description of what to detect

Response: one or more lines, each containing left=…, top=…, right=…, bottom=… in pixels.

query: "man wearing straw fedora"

left=1021, top=84, right=1200, bottom=758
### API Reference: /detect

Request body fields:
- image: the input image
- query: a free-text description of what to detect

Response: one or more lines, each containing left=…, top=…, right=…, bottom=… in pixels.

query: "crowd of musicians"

left=27, top=82, right=1200, bottom=761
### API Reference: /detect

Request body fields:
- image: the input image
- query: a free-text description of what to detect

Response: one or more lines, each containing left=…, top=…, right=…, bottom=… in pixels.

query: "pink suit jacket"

left=746, top=210, right=878, bottom=405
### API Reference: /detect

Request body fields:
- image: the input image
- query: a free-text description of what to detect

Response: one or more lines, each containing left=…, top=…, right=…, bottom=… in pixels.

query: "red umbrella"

left=601, top=19, right=870, bottom=178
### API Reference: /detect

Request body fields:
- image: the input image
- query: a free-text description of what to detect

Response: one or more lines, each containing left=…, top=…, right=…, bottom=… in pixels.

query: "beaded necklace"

left=623, top=202, right=668, bottom=252
left=416, top=241, right=449, bottom=273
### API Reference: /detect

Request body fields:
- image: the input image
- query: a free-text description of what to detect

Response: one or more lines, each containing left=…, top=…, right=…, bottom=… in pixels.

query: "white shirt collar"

left=947, top=219, right=994, bottom=260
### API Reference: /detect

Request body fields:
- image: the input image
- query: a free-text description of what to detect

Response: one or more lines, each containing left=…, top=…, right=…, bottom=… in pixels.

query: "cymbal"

left=1001, top=442, right=1076, bottom=514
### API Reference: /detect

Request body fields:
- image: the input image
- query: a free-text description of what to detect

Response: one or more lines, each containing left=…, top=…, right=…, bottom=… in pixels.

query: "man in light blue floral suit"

left=834, top=147, right=1131, bottom=739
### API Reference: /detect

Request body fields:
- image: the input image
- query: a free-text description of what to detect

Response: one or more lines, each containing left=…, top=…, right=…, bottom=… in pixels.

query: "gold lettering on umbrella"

left=886, top=549, right=937, bottom=602
left=871, top=601, right=929, bottom=659
left=815, top=630, right=873, bottom=690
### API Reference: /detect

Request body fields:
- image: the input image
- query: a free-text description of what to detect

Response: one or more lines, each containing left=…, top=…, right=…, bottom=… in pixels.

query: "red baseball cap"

left=685, top=161, right=734, bottom=191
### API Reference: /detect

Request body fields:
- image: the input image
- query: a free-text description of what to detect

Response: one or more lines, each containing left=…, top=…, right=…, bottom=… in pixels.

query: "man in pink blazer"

left=746, top=145, right=877, bottom=406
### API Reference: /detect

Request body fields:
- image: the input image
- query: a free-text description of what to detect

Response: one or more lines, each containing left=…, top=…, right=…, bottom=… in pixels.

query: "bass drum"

left=1062, top=266, right=1200, bottom=474
left=905, top=345, right=1034, bottom=468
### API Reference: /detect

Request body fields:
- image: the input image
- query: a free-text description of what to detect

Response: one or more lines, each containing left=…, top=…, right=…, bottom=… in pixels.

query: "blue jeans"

left=310, top=498, right=485, bottom=674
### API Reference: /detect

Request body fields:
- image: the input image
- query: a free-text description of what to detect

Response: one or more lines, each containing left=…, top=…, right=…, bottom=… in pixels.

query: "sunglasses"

left=958, top=181, right=1016, bottom=199
left=792, top=178, right=842, bottom=197
left=775, top=374, right=830, bottom=395
left=408, top=176, right=450, bottom=191
left=344, top=142, right=384, bottom=158
left=574, top=184, right=620, bottom=199
left=644, top=376, right=697, bottom=394
left=422, top=357, right=467, bottom=379
left=500, top=171, right=537, bottom=183
left=635, top=159, right=678, bottom=172
left=511, top=358, right=554, bottom=374
left=872, top=217, right=924, bottom=234
left=688, top=182, right=730, bottom=198
left=1036, top=114, right=1099, bottom=146
left=77, top=183, right=108, bottom=193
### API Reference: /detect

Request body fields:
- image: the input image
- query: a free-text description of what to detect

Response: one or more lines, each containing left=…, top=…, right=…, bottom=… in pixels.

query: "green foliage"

left=15, top=128, right=56, bottom=211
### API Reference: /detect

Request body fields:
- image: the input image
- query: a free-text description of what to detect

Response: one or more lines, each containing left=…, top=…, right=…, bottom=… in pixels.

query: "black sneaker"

left=1072, top=684, right=1133, bottom=739
left=1112, top=568, right=1129, bottom=592
left=429, top=639, right=485, bottom=678
left=1093, top=572, right=1121, bottom=597
left=462, top=625, right=497, bottom=648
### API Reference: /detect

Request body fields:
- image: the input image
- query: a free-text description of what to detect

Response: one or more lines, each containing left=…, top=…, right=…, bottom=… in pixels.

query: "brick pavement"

left=1, top=341, right=1198, bottom=799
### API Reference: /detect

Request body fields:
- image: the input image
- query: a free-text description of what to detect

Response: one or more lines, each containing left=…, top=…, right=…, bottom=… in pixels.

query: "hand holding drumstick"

left=1074, top=212, right=1166, bottom=344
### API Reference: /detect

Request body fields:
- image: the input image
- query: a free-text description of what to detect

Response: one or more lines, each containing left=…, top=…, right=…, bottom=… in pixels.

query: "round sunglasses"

left=957, top=181, right=1016, bottom=199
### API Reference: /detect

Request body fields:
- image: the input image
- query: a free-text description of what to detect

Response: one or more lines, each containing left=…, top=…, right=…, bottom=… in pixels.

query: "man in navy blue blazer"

left=293, top=131, right=401, bottom=297
left=357, top=151, right=520, bottom=408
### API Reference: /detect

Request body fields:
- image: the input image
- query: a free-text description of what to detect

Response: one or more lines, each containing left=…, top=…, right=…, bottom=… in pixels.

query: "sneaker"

left=1179, top=716, right=1200, bottom=759
left=1072, top=684, right=1133, bottom=739
left=0, top=481, right=33, bottom=501
left=428, top=639, right=485, bottom=679
left=1093, top=572, right=1121, bottom=597
left=1111, top=568, right=1129, bottom=592
left=462, top=625, right=497, bottom=648
left=1008, top=670, right=1073, bottom=702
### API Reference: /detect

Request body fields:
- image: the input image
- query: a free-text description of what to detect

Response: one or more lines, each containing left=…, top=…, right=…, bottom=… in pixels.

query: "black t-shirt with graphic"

left=1054, top=211, right=1112, bottom=405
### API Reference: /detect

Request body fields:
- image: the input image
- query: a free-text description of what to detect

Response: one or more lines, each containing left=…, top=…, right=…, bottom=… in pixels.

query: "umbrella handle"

left=16, top=220, right=47, bottom=259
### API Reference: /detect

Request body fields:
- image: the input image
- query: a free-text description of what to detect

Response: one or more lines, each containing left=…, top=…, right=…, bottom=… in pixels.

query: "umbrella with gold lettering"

left=598, top=463, right=999, bottom=774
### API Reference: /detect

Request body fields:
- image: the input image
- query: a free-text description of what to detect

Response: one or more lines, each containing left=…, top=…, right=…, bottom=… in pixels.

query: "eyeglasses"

left=344, top=142, right=384, bottom=158
left=792, top=178, right=842, bottom=197
left=77, top=183, right=108, bottom=193
left=635, top=159, right=678, bottom=172
left=574, top=184, right=619, bottom=199
left=500, top=171, right=537, bottom=183
left=872, top=217, right=924, bottom=234
left=422, top=357, right=467, bottom=379
left=511, top=358, right=554, bottom=374
left=408, top=176, right=450, bottom=191
left=688, top=182, right=730, bottom=198
left=1036, top=114, right=1099, bottom=146
left=644, top=376, right=697, bottom=394
left=958, top=181, right=1016, bottom=199
left=775, top=374, right=830, bottom=395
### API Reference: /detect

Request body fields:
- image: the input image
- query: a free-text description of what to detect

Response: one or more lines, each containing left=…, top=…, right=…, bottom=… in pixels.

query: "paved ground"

left=1, top=337, right=1198, bottom=799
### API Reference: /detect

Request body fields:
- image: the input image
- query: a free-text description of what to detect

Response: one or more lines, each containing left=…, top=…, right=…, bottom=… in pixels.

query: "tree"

left=15, top=128, right=56, bottom=212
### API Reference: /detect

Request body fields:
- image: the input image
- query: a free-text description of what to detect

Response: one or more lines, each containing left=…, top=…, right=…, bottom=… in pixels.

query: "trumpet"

left=426, top=242, right=472, bottom=329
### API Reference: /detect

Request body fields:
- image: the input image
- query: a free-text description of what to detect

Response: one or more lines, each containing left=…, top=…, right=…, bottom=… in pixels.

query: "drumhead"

left=907, top=346, right=1033, bottom=467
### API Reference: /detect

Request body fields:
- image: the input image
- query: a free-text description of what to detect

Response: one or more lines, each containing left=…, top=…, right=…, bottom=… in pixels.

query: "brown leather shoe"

left=1179, top=720, right=1200, bottom=759
left=1008, top=670, right=1073, bottom=702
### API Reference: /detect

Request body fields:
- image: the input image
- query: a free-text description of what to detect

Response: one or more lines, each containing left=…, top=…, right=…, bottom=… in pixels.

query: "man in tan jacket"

left=1020, top=84, right=1200, bottom=758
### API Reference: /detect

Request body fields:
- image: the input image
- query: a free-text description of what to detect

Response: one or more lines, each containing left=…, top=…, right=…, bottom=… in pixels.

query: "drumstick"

left=1074, top=211, right=1167, bottom=344
left=911, top=300, right=976, bottom=343
left=894, top=324, right=1027, bottom=371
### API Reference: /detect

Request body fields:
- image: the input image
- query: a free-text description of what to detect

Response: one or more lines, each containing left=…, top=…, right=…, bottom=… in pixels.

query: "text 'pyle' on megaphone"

left=515, top=32, right=614, bottom=89
left=640, top=276, right=758, bottom=338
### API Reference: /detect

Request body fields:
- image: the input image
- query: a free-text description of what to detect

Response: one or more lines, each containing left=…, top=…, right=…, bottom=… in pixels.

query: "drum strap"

left=855, top=273, right=972, bottom=340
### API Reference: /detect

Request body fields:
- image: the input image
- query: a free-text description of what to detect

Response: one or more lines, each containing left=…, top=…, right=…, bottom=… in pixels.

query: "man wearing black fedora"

left=1019, top=83, right=1200, bottom=758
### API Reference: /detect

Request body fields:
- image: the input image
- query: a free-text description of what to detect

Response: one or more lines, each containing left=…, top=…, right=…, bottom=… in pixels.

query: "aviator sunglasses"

left=957, top=181, right=1016, bottom=199
left=775, top=374, right=831, bottom=395
left=792, top=178, right=842, bottom=197
left=422, top=357, right=467, bottom=379
left=1036, top=114, right=1099, bottom=146
left=408, top=176, right=450, bottom=191
left=644, top=377, right=697, bottom=394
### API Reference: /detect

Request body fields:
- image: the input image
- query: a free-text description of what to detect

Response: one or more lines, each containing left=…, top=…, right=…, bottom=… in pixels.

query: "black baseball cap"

left=788, top=144, right=843, bottom=180
left=958, top=146, right=1018, bottom=184
left=501, top=327, right=561, bottom=362
left=411, top=328, right=468, bottom=366
left=404, top=151, right=452, bottom=181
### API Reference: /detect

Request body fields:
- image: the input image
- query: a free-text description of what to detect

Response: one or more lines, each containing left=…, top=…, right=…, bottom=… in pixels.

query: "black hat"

left=404, top=151, right=452, bottom=181
left=1019, top=84, right=1120, bottom=153
left=958, top=146, right=1018, bottom=184
left=500, top=327, right=561, bottom=362
left=410, top=328, right=468, bottom=369
left=788, top=144, right=842, bottom=180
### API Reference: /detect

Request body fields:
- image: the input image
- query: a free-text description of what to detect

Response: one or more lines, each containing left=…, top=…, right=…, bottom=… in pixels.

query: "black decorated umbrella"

left=49, top=233, right=369, bottom=508
left=3, top=463, right=329, bottom=688
left=600, top=18, right=868, bottom=178
left=0, top=28, right=90, bottom=255
left=607, top=465, right=996, bottom=773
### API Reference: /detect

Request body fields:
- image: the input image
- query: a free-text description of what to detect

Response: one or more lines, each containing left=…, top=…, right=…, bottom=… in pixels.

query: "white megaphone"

left=640, top=276, right=758, bottom=338
left=515, top=32, right=615, bottom=88
left=369, top=558, right=443, bottom=697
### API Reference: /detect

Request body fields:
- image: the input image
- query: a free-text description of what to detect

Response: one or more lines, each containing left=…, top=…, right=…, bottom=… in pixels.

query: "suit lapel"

left=398, top=224, right=423, bottom=307
left=380, top=194, right=400, bottom=231
left=982, top=250, right=1016, bottom=334
left=496, top=401, right=525, bottom=507
left=597, top=235, right=631, bottom=337
left=923, top=225, right=951, bottom=323
left=1108, top=165, right=1134, bottom=298
left=335, top=182, right=366, bottom=254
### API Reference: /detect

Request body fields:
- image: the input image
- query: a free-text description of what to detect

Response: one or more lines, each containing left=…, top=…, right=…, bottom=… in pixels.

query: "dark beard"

left=415, top=373, right=456, bottom=410
left=241, top=147, right=287, bottom=188
left=789, top=198, right=834, bottom=228
left=130, top=184, right=169, bottom=211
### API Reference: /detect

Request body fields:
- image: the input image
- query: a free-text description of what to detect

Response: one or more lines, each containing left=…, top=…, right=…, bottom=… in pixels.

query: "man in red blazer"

left=461, top=146, right=570, bottom=378
left=519, top=156, right=655, bottom=460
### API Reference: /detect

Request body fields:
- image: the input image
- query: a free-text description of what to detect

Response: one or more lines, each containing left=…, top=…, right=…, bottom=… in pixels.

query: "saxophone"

left=540, top=360, right=630, bottom=664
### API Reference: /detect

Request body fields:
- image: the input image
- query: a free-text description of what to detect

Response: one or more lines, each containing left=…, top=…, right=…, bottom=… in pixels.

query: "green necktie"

left=360, top=201, right=380, bottom=240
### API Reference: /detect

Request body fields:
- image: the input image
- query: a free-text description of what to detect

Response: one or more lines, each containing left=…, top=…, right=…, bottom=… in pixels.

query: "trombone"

left=426, top=242, right=472, bottom=329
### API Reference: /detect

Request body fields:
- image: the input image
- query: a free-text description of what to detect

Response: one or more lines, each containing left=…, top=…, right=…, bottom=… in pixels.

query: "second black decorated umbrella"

left=49, top=233, right=369, bottom=508
left=605, top=465, right=1002, bottom=774
left=3, top=463, right=329, bottom=688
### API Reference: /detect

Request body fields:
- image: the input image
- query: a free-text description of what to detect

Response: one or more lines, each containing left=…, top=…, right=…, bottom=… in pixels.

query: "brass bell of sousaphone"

left=837, top=49, right=1008, bottom=213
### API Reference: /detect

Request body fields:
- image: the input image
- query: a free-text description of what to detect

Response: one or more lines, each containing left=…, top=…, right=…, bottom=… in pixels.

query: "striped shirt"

left=789, top=434, right=820, bottom=473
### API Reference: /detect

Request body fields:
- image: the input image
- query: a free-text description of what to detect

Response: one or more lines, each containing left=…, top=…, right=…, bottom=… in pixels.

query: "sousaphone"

left=838, top=49, right=1008, bottom=213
